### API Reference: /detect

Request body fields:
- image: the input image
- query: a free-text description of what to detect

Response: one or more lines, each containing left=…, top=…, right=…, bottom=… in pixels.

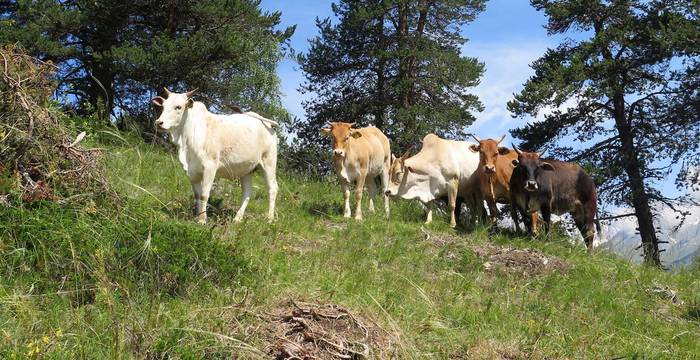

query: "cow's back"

left=411, top=134, right=479, bottom=189
left=349, top=126, right=390, bottom=175
left=204, top=113, right=277, bottom=178
left=545, top=160, right=596, bottom=214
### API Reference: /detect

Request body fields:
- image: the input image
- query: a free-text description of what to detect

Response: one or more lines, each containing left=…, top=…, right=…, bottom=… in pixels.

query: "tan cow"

left=321, top=122, right=391, bottom=220
left=468, top=134, right=523, bottom=231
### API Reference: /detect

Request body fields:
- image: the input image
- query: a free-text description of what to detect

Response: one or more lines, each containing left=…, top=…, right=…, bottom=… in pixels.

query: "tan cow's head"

left=152, top=88, right=197, bottom=131
left=468, top=134, right=511, bottom=174
left=320, top=121, right=362, bottom=158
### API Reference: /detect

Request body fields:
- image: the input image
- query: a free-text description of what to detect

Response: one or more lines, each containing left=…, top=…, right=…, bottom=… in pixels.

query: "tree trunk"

left=374, top=11, right=386, bottom=130
left=612, top=94, right=661, bottom=266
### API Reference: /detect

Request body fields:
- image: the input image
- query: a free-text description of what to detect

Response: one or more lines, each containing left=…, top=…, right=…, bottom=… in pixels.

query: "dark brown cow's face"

left=320, top=122, right=361, bottom=158
left=512, top=150, right=554, bottom=192
left=468, top=135, right=510, bottom=174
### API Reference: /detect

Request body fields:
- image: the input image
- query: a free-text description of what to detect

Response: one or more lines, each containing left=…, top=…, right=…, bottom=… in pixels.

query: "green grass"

left=1, top=133, right=699, bottom=359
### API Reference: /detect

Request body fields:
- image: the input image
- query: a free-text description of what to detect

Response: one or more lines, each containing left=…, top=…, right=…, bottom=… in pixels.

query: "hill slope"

left=1, top=134, right=699, bottom=359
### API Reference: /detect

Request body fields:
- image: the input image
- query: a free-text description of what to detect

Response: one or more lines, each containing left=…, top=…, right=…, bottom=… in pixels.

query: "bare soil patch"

left=264, top=299, right=393, bottom=359
left=473, top=244, right=570, bottom=277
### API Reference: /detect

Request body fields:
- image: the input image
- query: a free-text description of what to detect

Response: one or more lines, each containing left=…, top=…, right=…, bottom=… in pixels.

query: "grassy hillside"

left=1, top=133, right=699, bottom=359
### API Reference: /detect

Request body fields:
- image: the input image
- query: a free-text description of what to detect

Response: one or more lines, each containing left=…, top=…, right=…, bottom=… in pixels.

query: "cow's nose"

left=485, top=165, right=495, bottom=174
left=333, top=149, right=345, bottom=157
left=384, top=190, right=391, bottom=196
left=526, top=181, right=538, bottom=190
left=156, top=120, right=164, bottom=127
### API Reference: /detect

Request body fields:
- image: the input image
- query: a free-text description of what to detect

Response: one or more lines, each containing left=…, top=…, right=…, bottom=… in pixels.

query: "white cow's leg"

left=191, top=181, right=202, bottom=217
left=234, top=174, right=252, bottom=222
left=425, top=200, right=433, bottom=224
left=341, top=181, right=351, bottom=218
left=197, top=168, right=216, bottom=224
left=366, top=177, right=377, bottom=214
left=381, top=163, right=390, bottom=218
left=354, top=172, right=367, bottom=220
left=448, top=178, right=458, bottom=228
left=260, top=154, right=278, bottom=222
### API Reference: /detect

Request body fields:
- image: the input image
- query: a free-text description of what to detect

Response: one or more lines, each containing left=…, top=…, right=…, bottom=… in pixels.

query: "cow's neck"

left=179, top=106, right=210, bottom=150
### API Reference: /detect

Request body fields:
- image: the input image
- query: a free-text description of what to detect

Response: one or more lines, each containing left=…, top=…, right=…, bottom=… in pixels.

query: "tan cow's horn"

left=163, top=87, right=172, bottom=97
left=538, top=148, right=547, bottom=158
left=512, top=143, right=523, bottom=155
left=401, top=147, right=412, bottom=159
left=469, top=134, right=481, bottom=143
left=496, top=134, right=506, bottom=144
left=185, top=88, right=198, bottom=98
left=348, top=122, right=357, bottom=127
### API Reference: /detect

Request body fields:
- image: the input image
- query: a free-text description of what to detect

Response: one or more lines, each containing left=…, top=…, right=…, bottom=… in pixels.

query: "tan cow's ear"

left=498, top=147, right=511, bottom=155
left=540, top=162, right=554, bottom=171
left=391, top=154, right=396, bottom=164
left=186, top=98, right=194, bottom=108
left=468, top=144, right=480, bottom=153
left=511, top=159, right=519, bottom=167
left=350, top=131, right=362, bottom=139
left=152, top=96, right=165, bottom=107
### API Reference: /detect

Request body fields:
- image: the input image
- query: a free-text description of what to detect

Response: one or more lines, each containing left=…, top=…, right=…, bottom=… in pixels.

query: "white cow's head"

left=152, top=88, right=197, bottom=131
left=384, top=148, right=434, bottom=203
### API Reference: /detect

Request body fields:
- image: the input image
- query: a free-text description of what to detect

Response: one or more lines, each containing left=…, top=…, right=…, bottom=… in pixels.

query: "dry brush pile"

left=0, top=44, right=109, bottom=204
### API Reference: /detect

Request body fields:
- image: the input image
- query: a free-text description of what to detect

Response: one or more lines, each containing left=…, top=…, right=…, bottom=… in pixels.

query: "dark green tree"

left=508, top=0, right=699, bottom=266
left=296, top=0, right=486, bottom=155
left=0, top=0, right=294, bottom=124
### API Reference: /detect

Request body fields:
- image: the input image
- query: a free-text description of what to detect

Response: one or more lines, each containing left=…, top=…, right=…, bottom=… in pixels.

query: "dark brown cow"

left=509, top=146, right=599, bottom=251
left=468, top=134, right=523, bottom=230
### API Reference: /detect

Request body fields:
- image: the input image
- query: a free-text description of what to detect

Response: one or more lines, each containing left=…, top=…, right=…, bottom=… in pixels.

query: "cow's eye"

left=175, top=105, right=182, bottom=110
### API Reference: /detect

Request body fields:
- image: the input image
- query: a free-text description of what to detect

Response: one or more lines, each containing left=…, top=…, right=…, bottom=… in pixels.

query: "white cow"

left=152, top=88, right=278, bottom=224
left=385, top=134, right=481, bottom=227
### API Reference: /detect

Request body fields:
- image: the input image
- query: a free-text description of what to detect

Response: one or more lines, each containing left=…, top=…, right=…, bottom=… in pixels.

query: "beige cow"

left=321, top=122, right=391, bottom=220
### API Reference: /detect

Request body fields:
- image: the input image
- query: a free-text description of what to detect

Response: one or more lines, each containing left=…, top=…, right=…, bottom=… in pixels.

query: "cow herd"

left=153, top=89, right=600, bottom=250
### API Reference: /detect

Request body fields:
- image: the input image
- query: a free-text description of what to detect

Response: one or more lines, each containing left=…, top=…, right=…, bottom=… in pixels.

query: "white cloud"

left=460, top=41, right=553, bottom=142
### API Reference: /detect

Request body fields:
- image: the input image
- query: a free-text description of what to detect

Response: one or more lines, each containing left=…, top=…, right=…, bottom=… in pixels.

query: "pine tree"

left=0, top=0, right=294, bottom=123
left=508, top=0, right=700, bottom=266
left=297, top=0, right=486, bottom=154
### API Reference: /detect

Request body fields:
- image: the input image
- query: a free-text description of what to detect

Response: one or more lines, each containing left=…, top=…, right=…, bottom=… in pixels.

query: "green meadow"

left=1, top=133, right=699, bottom=359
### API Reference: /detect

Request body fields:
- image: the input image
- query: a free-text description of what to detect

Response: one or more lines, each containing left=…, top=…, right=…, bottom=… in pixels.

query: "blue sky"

left=260, top=0, right=560, bottom=139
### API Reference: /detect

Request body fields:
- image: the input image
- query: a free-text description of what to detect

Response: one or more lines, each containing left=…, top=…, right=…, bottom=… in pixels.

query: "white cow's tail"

left=245, top=111, right=279, bottom=129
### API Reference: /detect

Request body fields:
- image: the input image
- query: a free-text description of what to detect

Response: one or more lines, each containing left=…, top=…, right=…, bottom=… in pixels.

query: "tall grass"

left=1, top=133, right=698, bottom=358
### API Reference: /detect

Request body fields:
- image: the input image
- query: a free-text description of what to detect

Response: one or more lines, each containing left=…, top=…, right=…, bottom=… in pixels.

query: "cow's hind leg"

left=233, top=174, right=252, bottom=222
left=381, top=162, right=390, bottom=218
left=260, top=155, right=278, bottom=222
left=425, top=200, right=434, bottom=224
left=366, top=176, right=377, bottom=214
left=575, top=206, right=595, bottom=253
left=354, top=172, right=367, bottom=220
left=447, top=178, right=459, bottom=228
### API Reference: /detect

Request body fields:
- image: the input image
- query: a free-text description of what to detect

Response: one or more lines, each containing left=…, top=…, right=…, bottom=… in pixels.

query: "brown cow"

left=509, top=146, right=600, bottom=251
left=321, top=122, right=391, bottom=220
left=468, top=134, right=523, bottom=231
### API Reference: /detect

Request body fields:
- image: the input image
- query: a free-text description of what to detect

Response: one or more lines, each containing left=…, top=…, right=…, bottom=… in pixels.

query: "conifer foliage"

left=508, top=0, right=700, bottom=266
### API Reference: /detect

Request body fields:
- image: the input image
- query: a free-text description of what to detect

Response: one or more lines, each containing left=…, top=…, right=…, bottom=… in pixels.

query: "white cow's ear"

left=468, top=144, right=480, bottom=153
left=511, top=159, right=519, bottom=167
left=350, top=131, right=362, bottom=139
left=540, top=162, right=555, bottom=171
left=152, top=96, right=165, bottom=107
left=186, top=98, right=194, bottom=108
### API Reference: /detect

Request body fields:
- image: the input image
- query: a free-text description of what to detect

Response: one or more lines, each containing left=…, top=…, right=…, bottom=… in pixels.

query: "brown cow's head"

left=511, top=145, right=554, bottom=192
left=320, top=121, right=362, bottom=158
left=467, top=134, right=510, bottom=174
left=152, top=87, right=197, bottom=131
